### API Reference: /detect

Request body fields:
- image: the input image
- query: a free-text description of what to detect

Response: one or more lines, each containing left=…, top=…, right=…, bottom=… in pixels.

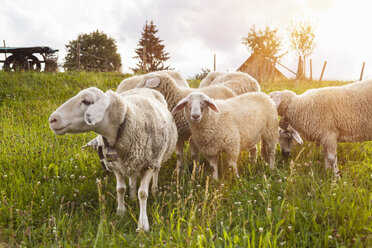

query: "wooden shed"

left=237, top=54, right=287, bottom=82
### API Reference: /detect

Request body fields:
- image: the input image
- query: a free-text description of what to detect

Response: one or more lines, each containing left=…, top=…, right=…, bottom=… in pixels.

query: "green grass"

left=0, top=71, right=371, bottom=247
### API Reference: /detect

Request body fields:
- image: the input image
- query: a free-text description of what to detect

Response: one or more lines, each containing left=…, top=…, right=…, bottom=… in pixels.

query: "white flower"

left=3, top=175, right=7, bottom=178
left=37, top=181, right=41, bottom=185
left=70, top=174, right=75, bottom=179
left=267, top=208, right=272, bottom=214
left=278, top=196, right=282, bottom=200
left=288, top=226, right=292, bottom=231
left=328, top=235, right=332, bottom=240
left=258, top=227, right=263, bottom=233
left=234, top=201, right=241, bottom=205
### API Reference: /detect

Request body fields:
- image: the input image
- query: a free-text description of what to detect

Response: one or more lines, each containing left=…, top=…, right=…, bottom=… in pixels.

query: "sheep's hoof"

left=117, top=207, right=126, bottom=216
left=136, top=222, right=149, bottom=232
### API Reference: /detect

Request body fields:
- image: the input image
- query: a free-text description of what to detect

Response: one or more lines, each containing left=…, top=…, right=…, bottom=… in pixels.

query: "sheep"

left=85, top=70, right=187, bottom=196
left=172, top=92, right=279, bottom=180
left=49, top=87, right=177, bottom=231
left=278, top=120, right=303, bottom=159
left=199, top=71, right=261, bottom=95
left=199, top=71, right=226, bottom=87
left=269, top=79, right=372, bottom=177
left=136, top=72, right=237, bottom=173
left=116, top=70, right=189, bottom=93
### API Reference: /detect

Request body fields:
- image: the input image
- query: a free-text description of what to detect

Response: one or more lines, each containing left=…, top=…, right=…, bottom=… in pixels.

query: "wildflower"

left=70, top=174, right=75, bottom=179
left=254, top=187, right=258, bottom=190
left=259, top=227, right=263, bottom=233
left=75, top=166, right=78, bottom=169
left=234, top=201, right=241, bottom=205
left=288, top=226, right=292, bottom=231
left=333, top=193, right=336, bottom=196
left=278, top=179, right=282, bottom=183
left=37, top=181, right=41, bottom=185
left=278, top=196, right=282, bottom=200
left=3, top=175, right=7, bottom=178
left=267, top=208, right=272, bottom=214
left=328, top=235, right=332, bottom=240
left=267, top=184, right=271, bottom=189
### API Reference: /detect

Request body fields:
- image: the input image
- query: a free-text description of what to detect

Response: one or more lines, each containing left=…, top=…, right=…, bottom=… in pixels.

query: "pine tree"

left=133, top=21, right=171, bottom=73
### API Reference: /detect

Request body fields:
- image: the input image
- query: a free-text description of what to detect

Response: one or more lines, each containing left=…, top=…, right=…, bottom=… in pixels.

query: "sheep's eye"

left=82, top=99, right=92, bottom=105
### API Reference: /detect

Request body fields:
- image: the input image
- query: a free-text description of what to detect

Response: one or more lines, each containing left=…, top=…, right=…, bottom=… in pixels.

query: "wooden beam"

left=359, top=62, right=365, bottom=81
left=319, top=61, right=327, bottom=82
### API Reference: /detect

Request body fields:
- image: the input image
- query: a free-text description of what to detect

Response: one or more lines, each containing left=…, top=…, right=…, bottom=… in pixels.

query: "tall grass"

left=0, top=72, right=371, bottom=247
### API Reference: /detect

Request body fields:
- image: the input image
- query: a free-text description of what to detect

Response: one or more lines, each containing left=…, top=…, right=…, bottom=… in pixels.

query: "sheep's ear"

left=205, top=98, right=220, bottom=113
left=172, top=98, right=188, bottom=114
left=291, top=129, right=303, bottom=144
left=84, top=93, right=110, bottom=125
left=145, top=77, right=161, bottom=88
left=269, top=91, right=282, bottom=109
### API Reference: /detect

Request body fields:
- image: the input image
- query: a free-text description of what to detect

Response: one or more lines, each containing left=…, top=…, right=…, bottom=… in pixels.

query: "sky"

left=1, top=0, right=372, bottom=81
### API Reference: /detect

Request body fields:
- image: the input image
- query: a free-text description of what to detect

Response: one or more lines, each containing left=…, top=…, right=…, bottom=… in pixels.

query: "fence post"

left=77, top=43, right=80, bottom=71
left=213, top=54, right=216, bottom=71
left=310, top=59, right=313, bottom=81
left=3, top=40, right=7, bottom=59
left=319, top=61, right=327, bottom=82
left=359, top=62, right=365, bottom=81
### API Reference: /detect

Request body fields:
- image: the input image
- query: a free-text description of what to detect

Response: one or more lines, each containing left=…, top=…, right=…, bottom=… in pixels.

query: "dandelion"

left=259, top=227, right=263, bottom=233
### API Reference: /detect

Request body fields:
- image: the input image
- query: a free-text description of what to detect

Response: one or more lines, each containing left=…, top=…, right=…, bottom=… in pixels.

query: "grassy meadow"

left=0, top=71, right=371, bottom=247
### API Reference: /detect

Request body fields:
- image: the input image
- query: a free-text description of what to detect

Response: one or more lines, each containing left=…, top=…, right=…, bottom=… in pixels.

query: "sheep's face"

left=172, top=92, right=219, bottom=124
left=279, top=126, right=303, bottom=159
left=49, top=87, right=110, bottom=135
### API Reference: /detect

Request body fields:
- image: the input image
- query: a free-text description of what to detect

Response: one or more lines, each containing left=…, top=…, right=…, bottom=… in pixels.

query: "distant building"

left=237, top=54, right=287, bottom=82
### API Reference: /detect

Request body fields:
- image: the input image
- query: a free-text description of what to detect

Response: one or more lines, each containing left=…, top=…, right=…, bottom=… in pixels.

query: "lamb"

left=199, top=71, right=261, bottom=95
left=269, top=79, right=372, bottom=177
left=172, top=92, right=279, bottom=179
left=116, top=70, right=189, bottom=93
left=136, top=72, right=237, bottom=173
left=49, top=87, right=177, bottom=231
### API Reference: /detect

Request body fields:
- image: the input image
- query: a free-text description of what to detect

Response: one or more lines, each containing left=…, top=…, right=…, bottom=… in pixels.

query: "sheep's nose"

left=191, top=114, right=200, bottom=119
left=281, top=151, right=291, bottom=159
left=49, top=114, right=60, bottom=125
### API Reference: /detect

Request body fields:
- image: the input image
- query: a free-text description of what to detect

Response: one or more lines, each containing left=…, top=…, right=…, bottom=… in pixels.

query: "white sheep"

left=199, top=71, right=226, bottom=87
left=269, top=79, right=372, bottom=177
left=136, top=72, right=237, bottom=173
left=85, top=70, right=188, bottom=196
left=116, top=70, right=189, bottom=93
left=199, top=71, right=261, bottom=95
left=49, top=87, right=177, bottom=231
left=172, top=92, right=279, bottom=179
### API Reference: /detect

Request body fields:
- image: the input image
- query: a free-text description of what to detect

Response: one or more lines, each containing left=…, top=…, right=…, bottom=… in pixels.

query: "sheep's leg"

left=190, top=139, right=200, bottom=172
left=208, top=156, right=219, bottom=180
left=129, top=175, right=137, bottom=200
left=151, top=171, right=158, bottom=196
left=262, top=139, right=276, bottom=170
left=114, top=170, right=126, bottom=215
left=322, top=138, right=339, bottom=177
left=137, top=169, right=153, bottom=232
left=176, top=140, right=185, bottom=174
left=249, top=146, right=257, bottom=164
left=227, top=151, right=240, bottom=178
